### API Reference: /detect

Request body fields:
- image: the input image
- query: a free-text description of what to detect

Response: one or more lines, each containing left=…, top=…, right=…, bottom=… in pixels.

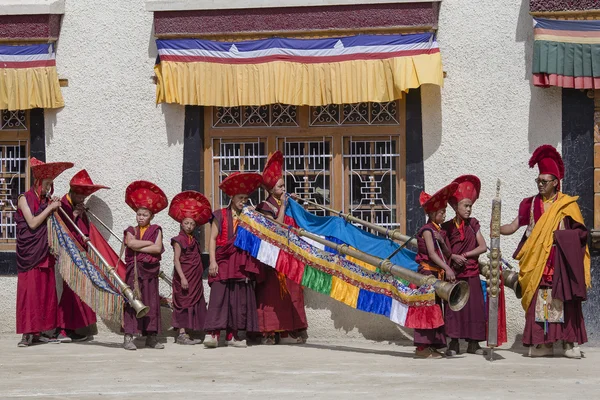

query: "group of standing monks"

left=15, top=151, right=308, bottom=350
left=15, top=144, right=590, bottom=358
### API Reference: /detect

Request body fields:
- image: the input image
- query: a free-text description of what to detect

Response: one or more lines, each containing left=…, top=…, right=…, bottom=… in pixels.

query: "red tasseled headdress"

left=529, top=145, right=564, bottom=190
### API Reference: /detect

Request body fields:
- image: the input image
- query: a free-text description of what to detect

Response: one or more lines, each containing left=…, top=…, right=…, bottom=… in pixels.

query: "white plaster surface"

left=146, top=0, right=439, bottom=12
left=0, top=0, right=64, bottom=15
left=0, top=0, right=565, bottom=348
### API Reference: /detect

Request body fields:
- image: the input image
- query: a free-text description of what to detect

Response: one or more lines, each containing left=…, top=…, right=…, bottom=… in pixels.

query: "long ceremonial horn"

left=269, top=217, right=470, bottom=312
left=85, top=208, right=173, bottom=287
left=298, top=197, right=522, bottom=298
left=57, top=207, right=150, bottom=318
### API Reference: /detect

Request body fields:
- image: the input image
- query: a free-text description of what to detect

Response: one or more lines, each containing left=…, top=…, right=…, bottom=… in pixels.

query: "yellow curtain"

left=0, top=66, right=64, bottom=111
left=155, top=53, right=443, bottom=107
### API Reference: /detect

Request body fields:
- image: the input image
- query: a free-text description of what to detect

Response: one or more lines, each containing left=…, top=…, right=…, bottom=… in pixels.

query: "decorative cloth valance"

left=0, top=43, right=64, bottom=111
left=154, top=33, right=443, bottom=107
left=533, top=18, right=600, bottom=89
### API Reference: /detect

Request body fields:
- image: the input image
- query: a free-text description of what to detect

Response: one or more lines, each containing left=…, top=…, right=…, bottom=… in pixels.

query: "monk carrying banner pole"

left=487, top=180, right=502, bottom=361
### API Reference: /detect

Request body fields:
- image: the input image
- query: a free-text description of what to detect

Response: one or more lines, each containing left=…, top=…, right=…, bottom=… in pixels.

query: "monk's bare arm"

left=499, top=216, right=520, bottom=236
left=17, top=196, right=59, bottom=230
left=465, top=231, right=487, bottom=258
left=137, top=231, right=163, bottom=254
left=173, top=242, right=185, bottom=281
left=208, top=220, right=219, bottom=276
left=423, top=230, right=455, bottom=281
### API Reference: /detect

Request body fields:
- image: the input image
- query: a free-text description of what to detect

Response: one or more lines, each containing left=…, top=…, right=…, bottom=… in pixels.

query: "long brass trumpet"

left=85, top=208, right=173, bottom=286
left=269, top=217, right=470, bottom=312
left=299, top=198, right=522, bottom=298
left=57, top=207, right=150, bottom=318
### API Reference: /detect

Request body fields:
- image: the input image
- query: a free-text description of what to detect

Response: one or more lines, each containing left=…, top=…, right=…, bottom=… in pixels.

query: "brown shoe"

left=145, top=334, right=165, bottom=349
left=415, top=347, right=443, bottom=359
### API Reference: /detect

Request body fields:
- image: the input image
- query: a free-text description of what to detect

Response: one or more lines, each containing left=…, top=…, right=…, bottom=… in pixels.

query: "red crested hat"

left=420, top=182, right=459, bottom=214
left=169, top=191, right=212, bottom=225
left=30, top=157, right=74, bottom=181
left=219, top=172, right=263, bottom=197
left=449, top=175, right=481, bottom=208
left=262, top=150, right=284, bottom=191
left=69, top=169, right=110, bottom=197
left=529, top=144, right=564, bottom=180
left=125, top=180, right=168, bottom=215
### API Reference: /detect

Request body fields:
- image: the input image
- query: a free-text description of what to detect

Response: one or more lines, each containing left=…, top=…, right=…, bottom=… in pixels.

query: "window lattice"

left=0, top=144, right=28, bottom=242
left=212, top=105, right=298, bottom=128
left=310, top=102, right=399, bottom=126
left=1, top=110, right=27, bottom=131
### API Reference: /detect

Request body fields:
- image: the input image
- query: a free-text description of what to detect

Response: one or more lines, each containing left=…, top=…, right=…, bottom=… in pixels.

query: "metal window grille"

left=212, top=105, right=299, bottom=128
left=344, top=137, right=400, bottom=235
left=0, top=110, right=27, bottom=131
left=211, top=138, right=267, bottom=208
left=0, top=143, right=28, bottom=242
left=310, top=102, right=399, bottom=126
left=280, top=137, right=332, bottom=217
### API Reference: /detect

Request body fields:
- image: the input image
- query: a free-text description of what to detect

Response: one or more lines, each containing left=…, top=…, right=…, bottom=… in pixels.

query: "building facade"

left=0, top=0, right=596, bottom=344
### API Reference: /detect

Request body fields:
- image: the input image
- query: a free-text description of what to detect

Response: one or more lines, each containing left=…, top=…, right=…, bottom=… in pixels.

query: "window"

left=203, top=101, right=405, bottom=243
left=0, top=110, right=30, bottom=250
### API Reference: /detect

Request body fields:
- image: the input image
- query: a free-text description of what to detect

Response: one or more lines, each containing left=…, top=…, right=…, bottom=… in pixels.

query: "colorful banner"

left=533, top=18, right=600, bottom=89
left=154, top=33, right=443, bottom=107
left=0, top=43, right=64, bottom=110
left=235, top=209, right=444, bottom=329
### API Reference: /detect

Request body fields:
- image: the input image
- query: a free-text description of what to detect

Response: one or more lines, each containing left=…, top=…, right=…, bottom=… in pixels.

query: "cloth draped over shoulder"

left=516, top=193, right=591, bottom=311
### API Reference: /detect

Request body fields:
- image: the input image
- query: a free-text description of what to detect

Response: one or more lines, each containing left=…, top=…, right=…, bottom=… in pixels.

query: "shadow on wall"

left=420, top=84, right=442, bottom=162
left=304, top=289, right=413, bottom=343
left=162, top=103, right=185, bottom=146
left=44, top=107, right=61, bottom=144
left=516, top=0, right=561, bottom=151
left=86, top=195, right=115, bottom=235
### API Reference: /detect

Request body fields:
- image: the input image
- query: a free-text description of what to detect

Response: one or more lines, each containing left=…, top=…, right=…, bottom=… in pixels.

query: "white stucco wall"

left=0, top=0, right=563, bottom=346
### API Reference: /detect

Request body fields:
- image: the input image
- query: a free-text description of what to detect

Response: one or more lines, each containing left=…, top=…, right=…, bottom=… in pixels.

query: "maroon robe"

left=413, top=221, right=448, bottom=348
left=441, top=218, right=486, bottom=341
left=15, top=188, right=57, bottom=334
left=56, top=195, right=97, bottom=331
left=122, top=224, right=163, bottom=335
left=204, top=208, right=259, bottom=334
left=255, top=196, right=308, bottom=334
left=171, top=231, right=207, bottom=331
left=516, top=195, right=588, bottom=346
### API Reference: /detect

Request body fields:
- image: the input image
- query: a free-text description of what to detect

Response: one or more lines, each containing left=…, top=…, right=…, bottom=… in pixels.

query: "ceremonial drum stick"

left=85, top=208, right=174, bottom=287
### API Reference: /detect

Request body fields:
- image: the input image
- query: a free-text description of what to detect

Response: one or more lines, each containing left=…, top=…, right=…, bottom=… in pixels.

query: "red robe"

left=515, top=195, right=588, bottom=345
left=15, top=188, right=57, bottom=334
left=203, top=208, right=259, bottom=333
left=441, top=218, right=488, bottom=342
left=255, top=196, right=308, bottom=334
left=171, top=231, right=207, bottom=331
left=56, top=195, right=97, bottom=331
left=122, top=224, right=163, bottom=335
left=413, top=221, right=449, bottom=348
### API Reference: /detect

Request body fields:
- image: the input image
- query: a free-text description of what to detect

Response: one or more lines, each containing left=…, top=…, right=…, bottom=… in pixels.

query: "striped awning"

left=0, top=43, right=64, bottom=111
left=154, top=32, right=443, bottom=107
left=533, top=18, right=600, bottom=89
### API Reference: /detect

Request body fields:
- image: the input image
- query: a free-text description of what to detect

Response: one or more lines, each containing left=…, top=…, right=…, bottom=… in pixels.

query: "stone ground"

left=0, top=335, right=599, bottom=399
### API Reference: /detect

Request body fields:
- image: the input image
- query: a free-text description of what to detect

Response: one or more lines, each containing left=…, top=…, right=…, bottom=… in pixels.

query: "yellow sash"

left=516, top=193, right=591, bottom=312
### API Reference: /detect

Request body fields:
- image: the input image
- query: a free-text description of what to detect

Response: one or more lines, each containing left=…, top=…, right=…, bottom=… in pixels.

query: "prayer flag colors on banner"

left=0, top=43, right=64, bottom=110
left=235, top=208, right=444, bottom=329
left=154, top=33, right=443, bottom=107
left=533, top=18, right=600, bottom=89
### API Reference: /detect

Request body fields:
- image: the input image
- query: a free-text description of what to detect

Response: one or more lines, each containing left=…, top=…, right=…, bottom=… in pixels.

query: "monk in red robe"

left=55, top=169, right=109, bottom=343
left=122, top=181, right=167, bottom=351
left=204, top=172, right=262, bottom=348
left=500, top=145, right=590, bottom=358
left=255, top=151, right=308, bottom=345
left=441, top=175, right=488, bottom=356
left=413, top=182, right=458, bottom=359
left=168, top=191, right=212, bottom=345
left=16, top=157, right=73, bottom=347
